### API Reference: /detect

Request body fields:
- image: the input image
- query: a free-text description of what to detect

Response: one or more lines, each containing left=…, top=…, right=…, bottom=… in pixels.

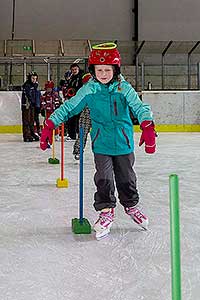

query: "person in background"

left=21, top=72, right=40, bottom=142
left=34, top=88, right=41, bottom=137
left=40, top=43, right=156, bottom=240
left=61, top=63, right=84, bottom=140
left=73, top=73, right=92, bottom=160
left=40, top=81, right=62, bottom=140
left=60, top=70, right=73, bottom=137
left=60, top=70, right=72, bottom=101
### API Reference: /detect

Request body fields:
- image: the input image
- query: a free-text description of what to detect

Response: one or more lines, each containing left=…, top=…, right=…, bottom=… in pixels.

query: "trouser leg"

left=93, top=154, right=116, bottom=211
left=29, top=107, right=35, bottom=137
left=75, top=113, right=80, bottom=134
left=22, top=107, right=32, bottom=139
left=34, top=108, right=40, bottom=133
left=68, top=115, right=77, bottom=139
left=113, top=153, right=139, bottom=208
left=64, top=121, right=68, bottom=136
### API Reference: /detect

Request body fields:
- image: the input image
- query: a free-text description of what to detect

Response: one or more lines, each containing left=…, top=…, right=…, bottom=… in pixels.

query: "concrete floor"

left=0, top=132, right=200, bottom=300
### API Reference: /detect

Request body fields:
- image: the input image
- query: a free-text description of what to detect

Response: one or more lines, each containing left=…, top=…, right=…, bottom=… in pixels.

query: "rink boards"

left=0, top=90, right=200, bottom=133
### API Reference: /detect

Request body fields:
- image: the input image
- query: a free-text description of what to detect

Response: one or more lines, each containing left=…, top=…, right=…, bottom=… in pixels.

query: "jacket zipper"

left=122, top=128, right=131, bottom=148
left=114, top=100, right=118, bottom=115
left=92, top=128, right=100, bottom=150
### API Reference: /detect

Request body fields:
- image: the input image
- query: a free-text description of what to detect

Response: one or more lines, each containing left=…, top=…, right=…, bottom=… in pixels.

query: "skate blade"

left=95, top=228, right=110, bottom=241
left=141, top=225, right=148, bottom=231
left=134, top=220, right=148, bottom=231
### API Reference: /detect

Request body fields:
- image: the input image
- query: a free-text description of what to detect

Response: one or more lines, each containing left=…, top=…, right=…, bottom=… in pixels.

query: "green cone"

left=72, top=218, right=92, bottom=234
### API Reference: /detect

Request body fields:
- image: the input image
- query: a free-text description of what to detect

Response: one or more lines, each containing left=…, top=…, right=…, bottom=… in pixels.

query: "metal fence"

left=1, top=39, right=200, bottom=91
left=0, top=57, right=88, bottom=90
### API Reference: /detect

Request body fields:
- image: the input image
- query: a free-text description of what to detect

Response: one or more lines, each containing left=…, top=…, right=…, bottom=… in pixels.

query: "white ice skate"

left=125, top=205, right=149, bottom=230
left=55, top=134, right=61, bottom=141
left=93, top=208, right=114, bottom=240
left=64, top=135, right=75, bottom=142
left=74, top=154, right=80, bottom=160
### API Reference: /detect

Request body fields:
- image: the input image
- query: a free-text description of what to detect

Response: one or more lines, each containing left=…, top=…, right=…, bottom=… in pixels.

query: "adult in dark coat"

left=61, top=63, right=84, bottom=140
left=21, top=72, right=40, bottom=142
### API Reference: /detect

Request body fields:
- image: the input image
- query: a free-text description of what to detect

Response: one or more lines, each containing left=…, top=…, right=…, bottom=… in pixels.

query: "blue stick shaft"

left=79, top=126, right=84, bottom=224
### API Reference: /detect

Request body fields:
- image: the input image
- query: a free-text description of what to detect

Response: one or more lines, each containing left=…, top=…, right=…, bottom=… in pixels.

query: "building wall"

left=139, top=0, right=200, bottom=41
left=0, top=1, right=12, bottom=39
left=1, top=0, right=200, bottom=41
left=0, top=0, right=133, bottom=40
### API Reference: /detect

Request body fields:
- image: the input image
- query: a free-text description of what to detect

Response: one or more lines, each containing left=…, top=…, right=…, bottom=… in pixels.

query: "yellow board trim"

left=0, top=124, right=200, bottom=134
left=134, top=124, right=200, bottom=132
left=0, top=125, right=22, bottom=133
left=156, top=124, right=200, bottom=132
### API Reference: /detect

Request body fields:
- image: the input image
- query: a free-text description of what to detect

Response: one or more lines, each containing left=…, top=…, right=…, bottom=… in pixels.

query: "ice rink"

left=0, top=132, right=200, bottom=300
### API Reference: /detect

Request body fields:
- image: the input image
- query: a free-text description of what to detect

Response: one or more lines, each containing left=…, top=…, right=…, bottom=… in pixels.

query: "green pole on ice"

left=169, top=174, right=182, bottom=300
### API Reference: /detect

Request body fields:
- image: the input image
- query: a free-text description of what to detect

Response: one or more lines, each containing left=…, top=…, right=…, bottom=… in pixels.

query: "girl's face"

left=94, top=65, right=114, bottom=84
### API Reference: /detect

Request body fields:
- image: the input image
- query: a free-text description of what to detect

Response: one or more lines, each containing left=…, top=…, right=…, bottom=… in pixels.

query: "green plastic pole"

left=169, top=174, right=182, bottom=300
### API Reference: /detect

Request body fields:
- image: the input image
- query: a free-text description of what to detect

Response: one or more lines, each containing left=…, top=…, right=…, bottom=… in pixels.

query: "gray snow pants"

left=93, top=153, right=139, bottom=211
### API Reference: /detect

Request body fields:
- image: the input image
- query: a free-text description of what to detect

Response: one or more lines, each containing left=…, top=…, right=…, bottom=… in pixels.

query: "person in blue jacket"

left=40, top=43, right=156, bottom=240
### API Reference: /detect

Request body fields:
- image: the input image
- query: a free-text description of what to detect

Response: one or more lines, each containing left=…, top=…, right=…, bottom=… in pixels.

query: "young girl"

left=40, top=43, right=156, bottom=240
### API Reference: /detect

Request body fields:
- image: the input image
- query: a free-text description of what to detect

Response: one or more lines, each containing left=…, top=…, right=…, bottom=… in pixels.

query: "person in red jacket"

left=40, top=81, right=62, bottom=139
left=40, top=81, right=62, bottom=119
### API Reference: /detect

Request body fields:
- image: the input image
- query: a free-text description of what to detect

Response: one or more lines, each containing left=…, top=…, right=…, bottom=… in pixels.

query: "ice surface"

left=0, top=133, right=200, bottom=300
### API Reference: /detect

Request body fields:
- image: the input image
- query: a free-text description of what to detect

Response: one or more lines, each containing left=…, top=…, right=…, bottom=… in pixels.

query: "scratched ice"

left=0, top=133, right=200, bottom=300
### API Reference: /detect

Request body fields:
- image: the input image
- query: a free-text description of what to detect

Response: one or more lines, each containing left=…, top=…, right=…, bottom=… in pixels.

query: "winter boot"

left=124, top=205, right=149, bottom=230
left=32, top=133, right=40, bottom=141
left=24, top=137, right=33, bottom=142
left=93, top=208, right=114, bottom=240
left=55, top=134, right=61, bottom=141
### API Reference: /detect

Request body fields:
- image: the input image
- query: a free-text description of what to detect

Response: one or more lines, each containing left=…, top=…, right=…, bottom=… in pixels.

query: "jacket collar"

left=95, top=74, right=125, bottom=92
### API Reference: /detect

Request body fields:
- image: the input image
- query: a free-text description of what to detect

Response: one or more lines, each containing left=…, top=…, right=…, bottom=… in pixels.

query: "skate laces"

left=97, top=209, right=114, bottom=226
left=125, top=206, right=147, bottom=222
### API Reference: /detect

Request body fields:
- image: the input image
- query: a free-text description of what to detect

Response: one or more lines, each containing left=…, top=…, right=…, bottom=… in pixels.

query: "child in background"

left=40, top=43, right=156, bottom=240
left=73, top=73, right=92, bottom=160
left=40, top=81, right=62, bottom=140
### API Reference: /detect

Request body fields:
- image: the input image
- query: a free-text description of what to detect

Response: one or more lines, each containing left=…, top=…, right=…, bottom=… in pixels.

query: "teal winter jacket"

left=50, top=76, right=153, bottom=155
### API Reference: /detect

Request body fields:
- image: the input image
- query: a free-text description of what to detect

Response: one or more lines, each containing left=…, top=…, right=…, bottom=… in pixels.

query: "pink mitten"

left=139, top=121, right=156, bottom=154
left=40, top=119, right=55, bottom=151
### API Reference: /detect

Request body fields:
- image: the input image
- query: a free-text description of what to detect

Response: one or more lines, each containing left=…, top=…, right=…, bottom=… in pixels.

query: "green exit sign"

left=23, top=46, right=32, bottom=51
